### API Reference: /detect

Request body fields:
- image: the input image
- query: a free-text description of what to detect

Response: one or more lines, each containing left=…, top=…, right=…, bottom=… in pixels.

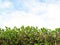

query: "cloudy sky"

left=0, top=0, right=60, bottom=29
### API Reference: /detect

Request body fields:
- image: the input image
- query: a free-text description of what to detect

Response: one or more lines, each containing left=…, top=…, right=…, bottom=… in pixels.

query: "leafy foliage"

left=0, top=26, right=60, bottom=45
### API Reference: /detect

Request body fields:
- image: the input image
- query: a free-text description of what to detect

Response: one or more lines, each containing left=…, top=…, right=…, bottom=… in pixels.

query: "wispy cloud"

left=0, top=0, right=60, bottom=29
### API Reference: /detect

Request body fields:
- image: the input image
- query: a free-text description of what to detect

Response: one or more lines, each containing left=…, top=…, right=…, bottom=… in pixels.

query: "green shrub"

left=0, top=26, right=60, bottom=45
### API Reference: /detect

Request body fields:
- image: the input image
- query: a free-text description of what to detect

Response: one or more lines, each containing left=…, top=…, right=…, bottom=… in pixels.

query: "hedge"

left=0, top=26, right=60, bottom=45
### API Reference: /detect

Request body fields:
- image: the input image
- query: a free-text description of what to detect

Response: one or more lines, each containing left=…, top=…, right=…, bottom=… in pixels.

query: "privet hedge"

left=0, top=26, right=60, bottom=45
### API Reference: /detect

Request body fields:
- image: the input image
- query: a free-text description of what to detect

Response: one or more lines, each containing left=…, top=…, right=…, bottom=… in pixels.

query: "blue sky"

left=0, top=0, right=60, bottom=29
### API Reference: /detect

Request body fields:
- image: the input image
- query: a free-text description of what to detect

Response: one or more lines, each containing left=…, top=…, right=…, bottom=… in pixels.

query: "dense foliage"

left=0, top=26, right=60, bottom=45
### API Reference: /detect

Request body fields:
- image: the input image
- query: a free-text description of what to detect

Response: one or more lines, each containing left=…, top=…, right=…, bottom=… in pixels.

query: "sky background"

left=0, top=0, right=60, bottom=29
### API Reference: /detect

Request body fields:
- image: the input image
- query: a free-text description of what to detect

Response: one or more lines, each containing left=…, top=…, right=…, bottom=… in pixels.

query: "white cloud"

left=0, top=0, right=60, bottom=29
left=0, top=1, right=13, bottom=9
left=20, top=0, right=46, bottom=14
left=1, top=0, right=47, bottom=28
left=2, top=10, right=46, bottom=28
left=44, top=4, right=60, bottom=29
